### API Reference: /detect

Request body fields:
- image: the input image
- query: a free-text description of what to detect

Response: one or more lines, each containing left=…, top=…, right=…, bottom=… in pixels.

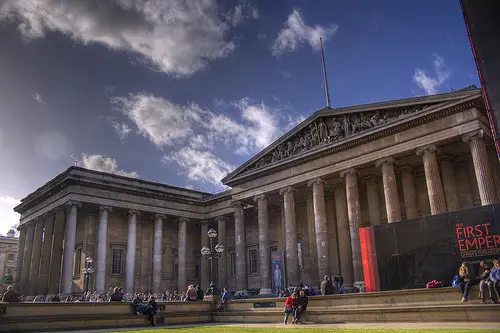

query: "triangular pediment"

left=222, top=89, right=481, bottom=185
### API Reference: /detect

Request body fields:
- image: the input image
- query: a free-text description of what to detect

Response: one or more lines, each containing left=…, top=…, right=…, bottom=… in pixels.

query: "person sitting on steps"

left=283, top=292, right=297, bottom=324
left=293, top=290, right=308, bottom=324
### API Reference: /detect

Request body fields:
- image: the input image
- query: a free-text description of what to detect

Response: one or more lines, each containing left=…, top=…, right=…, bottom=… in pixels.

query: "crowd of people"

left=457, top=259, right=500, bottom=304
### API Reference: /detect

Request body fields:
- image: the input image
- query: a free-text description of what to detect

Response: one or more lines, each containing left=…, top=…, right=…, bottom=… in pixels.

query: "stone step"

left=213, top=304, right=499, bottom=323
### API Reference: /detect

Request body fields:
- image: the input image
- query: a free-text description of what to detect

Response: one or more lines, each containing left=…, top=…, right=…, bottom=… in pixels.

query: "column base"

left=353, top=281, right=366, bottom=293
left=258, top=288, right=274, bottom=295
left=342, top=284, right=354, bottom=293
left=235, top=289, right=248, bottom=298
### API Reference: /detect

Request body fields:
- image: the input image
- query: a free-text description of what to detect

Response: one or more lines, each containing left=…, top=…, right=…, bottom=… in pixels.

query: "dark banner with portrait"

left=271, top=250, right=286, bottom=292
left=363, top=204, right=500, bottom=291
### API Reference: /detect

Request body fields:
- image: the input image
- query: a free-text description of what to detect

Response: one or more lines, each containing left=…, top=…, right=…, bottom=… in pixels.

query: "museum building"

left=12, top=89, right=500, bottom=296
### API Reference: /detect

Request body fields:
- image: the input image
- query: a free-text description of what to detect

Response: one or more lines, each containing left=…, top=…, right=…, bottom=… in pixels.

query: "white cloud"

left=0, top=0, right=257, bottom=77
left=226, top=1, right=259, bottom=26
left=272, top=9, right=338, bottom=57
left=115, top=93, right=300, bottom=155
left=80, top=154, right=139, bottom=178
left=114, top=93, right=303, bottom=186
left=162, top=148, right=234, bottom=187
left=109, top=118, right=132, bottom=141
left=0, top=196, right=21, bottom=236
left=111, top=94, right=207, bottom=146
left=413, top=54, right=451, bottom=95
left=33, top=93, right=44, bottom=104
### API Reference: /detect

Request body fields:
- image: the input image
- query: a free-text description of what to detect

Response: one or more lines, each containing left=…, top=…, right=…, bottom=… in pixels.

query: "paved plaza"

left=42, top=322, right=500, bottom=333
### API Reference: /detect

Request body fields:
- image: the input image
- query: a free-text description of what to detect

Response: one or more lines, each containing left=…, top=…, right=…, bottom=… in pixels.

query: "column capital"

left=416, top=144, right=439, bottom=156
left=398, top=164, right=414, bottom=174
left=253, top=194, right=267, bottom=202
left=362, top=175, right=379, bottom=184
left=66, top=200, right=82, bottom=208
left=231, top=200, right=245, bottom=209
left=439, top=154, right=456, bottom=164
left=154, top=213, right=166, bottom=220
left=462, top=129, right=485, bottom=143
left=98, top=205, right=113, bottom=213
left=307, top=177, right=325, bottom=187
left=279, top=186, right=295, bottom=195
left=179, top=217, right=190, bottom=223
left=200, top=219, right=209, bottom=226
left=329, top=183, right=345, bottom=192
left=375, top=156, right=395, bottom=168
left=215, top=216, right=228, bottom=223
left=127, top=209, right=141, bottom=216
left=340, top=168, right=357, bottom=179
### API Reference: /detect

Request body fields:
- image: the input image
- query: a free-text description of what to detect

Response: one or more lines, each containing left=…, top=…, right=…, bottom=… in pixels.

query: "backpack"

left=426, top=280, right=442, bottom=288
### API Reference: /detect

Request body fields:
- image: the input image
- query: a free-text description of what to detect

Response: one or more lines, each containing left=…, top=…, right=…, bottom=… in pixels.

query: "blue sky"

left=0, top=0, right=479, bottom=234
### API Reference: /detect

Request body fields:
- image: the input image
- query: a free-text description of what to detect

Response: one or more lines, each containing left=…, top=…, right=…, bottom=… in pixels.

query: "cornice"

left=223, top=96, right=482, bottom=187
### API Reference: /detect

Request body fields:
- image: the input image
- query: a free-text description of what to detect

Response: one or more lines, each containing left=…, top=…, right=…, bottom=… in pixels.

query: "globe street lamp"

left=82, top=257, right=95, bottom=294
left=201, top=228, right=225, bottom=295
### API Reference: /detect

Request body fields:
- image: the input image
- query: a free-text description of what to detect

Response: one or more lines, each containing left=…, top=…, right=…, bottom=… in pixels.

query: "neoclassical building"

left=0, top=230, right=18, bottom=284
left=13, top=89, right=500, bottom=296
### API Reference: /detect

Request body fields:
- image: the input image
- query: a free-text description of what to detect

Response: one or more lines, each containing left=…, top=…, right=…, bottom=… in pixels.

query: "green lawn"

left=104, top=328, right=498, bottom=333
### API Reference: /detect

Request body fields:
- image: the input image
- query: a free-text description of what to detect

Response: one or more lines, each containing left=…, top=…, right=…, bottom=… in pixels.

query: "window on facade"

left=7, top=254, right=14, bottom=261
left=111, top=248, right=125, bottom=275
left=7, top=269, right=12, bottom=275
left=248, top=249, right=258, bottom=274
left=270, top=245, right=278, bottom=253
left=173, top=248, right=178, bottom=278
left=297, top=238, right=303, bottom=270
left=74, top=247, right=82, bottom=276
left=229, top=251, right=236, bottom=277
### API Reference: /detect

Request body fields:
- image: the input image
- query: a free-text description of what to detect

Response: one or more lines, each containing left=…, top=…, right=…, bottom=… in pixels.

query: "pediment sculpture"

left=248, top=104, right=432, bottom=171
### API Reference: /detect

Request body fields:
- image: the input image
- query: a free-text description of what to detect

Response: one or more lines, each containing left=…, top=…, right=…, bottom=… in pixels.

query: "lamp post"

left=201, top=228, right=224, bottom=295
left=82, top=257, right=95, bottom=294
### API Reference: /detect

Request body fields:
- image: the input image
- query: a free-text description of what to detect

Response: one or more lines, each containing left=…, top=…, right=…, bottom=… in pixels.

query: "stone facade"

left=0, top=230, right=18, bottom=288
left=12, top=89, right=500, bottom=296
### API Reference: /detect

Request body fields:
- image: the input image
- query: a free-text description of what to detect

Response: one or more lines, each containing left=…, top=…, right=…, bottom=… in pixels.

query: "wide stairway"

left=213, top=287, right=499, bottom=323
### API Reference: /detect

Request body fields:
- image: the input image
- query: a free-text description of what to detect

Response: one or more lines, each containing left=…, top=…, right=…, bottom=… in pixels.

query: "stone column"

left=200, top=221, right=210, bottom=291
left=254, top=194, right=272, bottom=295
left=341, top=169, right=363, bottom=285
left=38, top=213, right=55, bottom=295
left=439, top=155, right=460, bottom=212
left=61, top=201, right=81, bottom=295
left=400, top=166, right=419, bottom=220
left=153, top=214, right=165, bottom=293
left=20, top=221, right=35, bottom=294
left=49, top=208, right=66, bottom=294
left=279, top=186, right=300, bottom=287
left=306, top=192, right=318, bottom=279
left=217, top=217, right=227, bottom=289
left=178, top=217, right=188, bottom=293
left=332, top=184, right=354, bottom=289
left=463, top=130, right=499, bottom=205
left=28, top=219, right=44, bottom=295
left=307, top=178, right=330, bottom=281
left=125, top=210, right=139, bottom=293
left=376, top=157, right=402, bottom=223
left=363, top=176, right=381, bottom=225
left=233, top=201, right=247, bottom=293
left=233, top=201, right=248, bottom=294
left=95, top=205, right=112, bottom=293
left=0, top=252, right=5, bottom=280
left=416, top=145, right=447, bottom=215
left=13, top=225, right=27, bottom=290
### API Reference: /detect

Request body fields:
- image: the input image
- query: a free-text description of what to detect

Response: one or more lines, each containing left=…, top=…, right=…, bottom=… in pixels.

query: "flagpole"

left=320, top=37, right=331, bottom=108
